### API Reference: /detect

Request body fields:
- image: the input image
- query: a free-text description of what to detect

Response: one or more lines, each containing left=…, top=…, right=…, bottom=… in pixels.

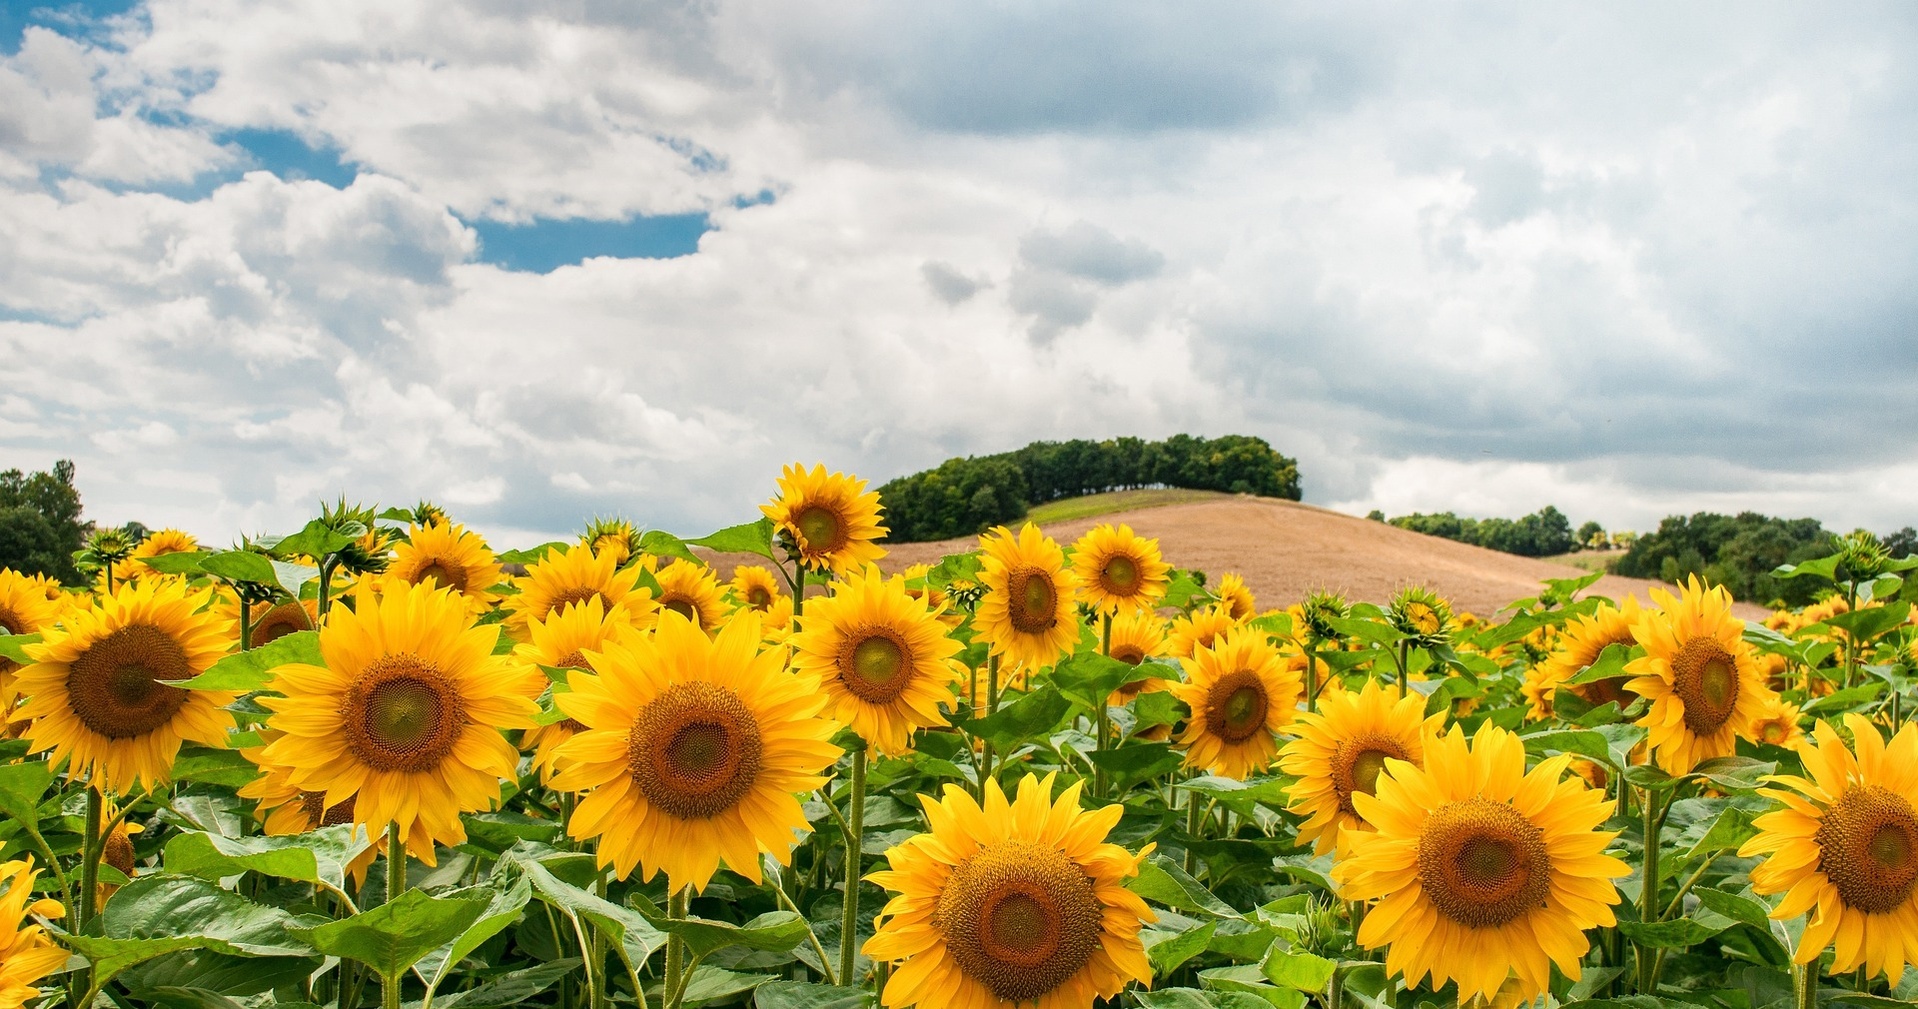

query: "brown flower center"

left=414, top=559, right=469, bottom=593
left=248, top=602, right=313, bottom=648
left=745, top=586, right=774, bottom=610
left=1203, top=670, right=1269, bottom=743
left=1816, top=785, right=1918, bottom=914
left=1110, top=643, right=1147, bottom=666
left=794, top=505, right=848, bottom=554
left=547, top=587, right=608, bottom=617
left=837, top=628, right=914, bottom=704
left=936, top=839, right=1105, bottom=1003
left=298, top=790, right=359, bottom=827
left=1417, top=797, right=1553, bottom=928
left=1005, top=568, right=1059, bottom=634
left=66, top=624, right=193, bottom=739
left=1332, top=735, right=1411, bottom=814
left=340, top=655, right=467, bottom=773
left=1671, top=637, right=1739, bottom=735
left=627, top=681, right=763, bottom=819
left=1571, top=676, right=1639, bottom=710
left=1099, top=554, right=1141, bottom=596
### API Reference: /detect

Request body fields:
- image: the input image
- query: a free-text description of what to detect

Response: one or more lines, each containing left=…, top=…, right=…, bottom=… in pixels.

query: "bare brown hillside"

left=703, top=496, right=1769, bottom=620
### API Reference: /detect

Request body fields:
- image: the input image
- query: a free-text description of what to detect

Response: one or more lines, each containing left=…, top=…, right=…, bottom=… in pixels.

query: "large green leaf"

left=267, top=518, right=363, bottom=561
left=1087, top=743, right=1186, bottom=792
left=1128, top=854, right=1239, bottom=917
left=434, top=959, right=580, bottom=1009
left=963, top=685, right=1073, bottom=750
left=1260, top=947, right=1336, bottom=993
left=1823, top=601, right=1912, bottom=642
left=1685, top=756, right=1774, bottom=793
left=1051, top=650, right=1154, bottom=712
left=416, top=876, right=533, bottom=1004
left=1564, top=643, right=1635, bottom=685
left=502, top=850, right=669, bottom=981
left=1518, top=728, right=1618, bottom=769
left=754, top=980, right=866, bottom=1009
left=629, top=896, right=809, bottom=961
left=0, top=632, right=41, bottom=666
left=117, top=949, right=319, bottom=1007
left=685, top=519, right=777, bottom=560
left=163, top=825, right=372, bottom=894
left=174, top=630, right=322, bottom=691
left=0, top=760, right=53, bottom=824
left=638, top=530, right=701, bottom=565
left=289, top=888, right=489, bottom=981
left=678, top=966, right=777, bottom=1006
left=1616, top=910, right=1732, bottom=948
left=1144, top=921, right=1218, bottom=975
left=169, top=748, right=264, bottom=788
left=99, top=875, right=316, bottom=957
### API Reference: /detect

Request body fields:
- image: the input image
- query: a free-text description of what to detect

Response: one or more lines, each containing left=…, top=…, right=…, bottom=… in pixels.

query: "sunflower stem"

left=1635, top=787, right=1663, bottom=994
left=1326, top=961, right=1346, bottom=1009
left=386, top=821, right=406, bottom=904
left=665, top=888, right=689, bottom=1009
left=1394, top=640, right=1410, bottom=695
left=78, top=787, right=102, bottom=929
left=1183, top=791, right=1202, bottom=876
left=839, top=743, right=868, bottom=989
left=1302, top=640, right=1318, bottom=711
left=981, top=655, right=1001, bottom=798
left=1793, top=961, right=1818, bottom=1009
left=238, top=594, right=254, bottom=651
left=1095, top=611, right=1112, bottom=798
left=318, top=558, right=339, bottom=619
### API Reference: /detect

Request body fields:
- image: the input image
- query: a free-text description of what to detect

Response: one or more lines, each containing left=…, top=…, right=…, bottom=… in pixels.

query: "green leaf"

left=1052, top=650, right=1154, bottom=712
left=1519, top=728, right=1617, bottom=769
left=269, top=518, right=362, bottom=561
left=417, top=876, right=533, bottom=1003
left=99, top=875, right=314, bottom=957
left=1693, top=888, right=1772, bottom=932
left=1136, top=989, right=1227, bottom=1009
left=1685, top=756, right=1774, bottom=793
left=1679, top=807, right=1759, bottom=861
left=638, top=530, right=700, bottom=565
left=163, top=825, right=372, bottom=893
left=1615, top=914, right=1729, bottom=947
left=679, top=966, right=777, bottom=1006
left=496, top=542, right=568, bottom=566
left=1179, top=775, right=1293, bottom=818
left=1624, top=764, right=1680, bottom=792
left=117, top=949, right=319, bottom=1006
left=289, top=888, right=488, bottom=982
left=0, top=760, right=53, bottom=824
left=433, top=959, right=579, bottom=1009
left=1144, top=921, right=1218, bottom=975
left=1774, top=556, right=1840, bottom=581
left=0, top=632, right=41, bottom=666
left=1198, top=965, right=1306, bottom=1009
left=963, top=686, right=1073, bottom=750
left=1824, top=601, right=1913, bottom=642
left=169, top=748, right=264, bottom=788
left=1805, top=683, right=1887, bottom=715
left=503, top=851, right=669, bottom=978
left=685, top=519, right=777, bottom=560
left=141, top=551, right=210, bottom=576
left=629, top=896, right=809, bottom=961
left=754, top=981, right=868, bottom=1009
left=174, top=630, right=322, bottom=690
left=1128, top=854, right=1240, bottom=917
left=1326, top=615, right=1403, bottom=649
left=1160, top=572, right=1210, bottom=610
left=1086, top=743, right=1186, bottom=792
left=1260, top=948, right=1336, bottom=993
left=1564, top=643, right=1636, bottom=685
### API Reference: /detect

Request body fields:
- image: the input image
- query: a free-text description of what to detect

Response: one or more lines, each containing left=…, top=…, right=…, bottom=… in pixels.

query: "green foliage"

left=0, top=458, right=87, bottom=581
left=878, top=434, right=1302, bottom=542
left=1613, top=511, right=1834, bottom=603
left=1386, top=504, right=1575, bottom=557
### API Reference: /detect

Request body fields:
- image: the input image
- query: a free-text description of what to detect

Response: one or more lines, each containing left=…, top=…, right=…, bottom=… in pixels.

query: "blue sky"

left=1, top=1, right=1915, bottom=547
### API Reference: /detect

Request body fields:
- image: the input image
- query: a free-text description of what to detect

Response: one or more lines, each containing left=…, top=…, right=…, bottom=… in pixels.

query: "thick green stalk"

left=664, top=888, right=689, bottom=1009
left=1326, top=964, right=1346, bottom=1009
left=383, top=822, right=407, bottom=1009
left=238, top=595, right=254, bottom=651
left=980, top=655, right=1000, bottom=798
left=840, top=744, right=868, bottom=988
left=1793, top=961, right=1818, bottom=1009
left=78, top=788, right=102, bottom=929
left=1302, top=640, right=1318, bottom=710
left=1095, top=611, right=1112, bottom=797
left=1395, top=640, right=1410, bottom=695
left=1636, top=789, right=1662, bottom=994
left=1183, top=791, right=1202, bottom=876
left=318, top=558, right=338, bottom=618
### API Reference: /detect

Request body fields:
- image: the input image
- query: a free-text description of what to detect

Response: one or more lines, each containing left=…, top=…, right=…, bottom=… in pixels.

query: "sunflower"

left=762, top=463, right=888, bottom=575
left=1520, top=597, right=1644, bottom=720
left=259, top=581, right=538, bottom=865
left=865, top=773, right=1155, bottom=1009
left=1333, top=722, right=1627, bottom=1002
left=511, top=597, right=642, bottom=780
left=386, top=522, right=505, bottom=613
left=12, top=579, right=235, bottom=793
left=730, top=565, right=784, bottom=613
left=1105, top=610, right=1171, bottom=707
left=975, top=525, right=1080, bottom=672
left=1741, top=715, right=1918, bottom=983
left=1625, top=577, right=1776, bottom=774
left=1169, top=625, right=1302, bottom=779
left=1070, top=524, right=1171, bottom=615
left=111, top=527, right=199, bottom=585
left=1280, top=678, right=1444, bottom=855
left=0, top=570, right=62, bottom=709
left=1748, top=694, right=1807, bottom=750
left=0, top=856, right=66, bottom=1009
left=791, top=566, right=963, bottom=756
left=654, top=561, right=726, bottom=632
left=221, top=597, right=320, bottom=650
left=505, top=543, right=657, bottom=635
left=1164, top=607, right=1236, bottom=659
left=583, top=516, right=640, bottom=565
left=549, top=610, right=840, bottom=892
left=96, top=797, right=143, bottom=905
left=1213, top=573, right=1256, bottom=623
left=1388, top=586, right=1453, bottom=647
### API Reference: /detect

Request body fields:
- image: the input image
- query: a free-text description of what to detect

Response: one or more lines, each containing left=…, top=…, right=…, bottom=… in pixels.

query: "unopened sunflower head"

left=582, top=516, right=640, bottom=565
left=1388, top=586, right=1453, bottom=647
left=1301, top=590, right=1349, bottom=644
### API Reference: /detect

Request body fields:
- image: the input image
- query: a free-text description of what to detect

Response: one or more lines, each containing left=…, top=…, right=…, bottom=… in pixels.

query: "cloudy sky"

left=2, top=1, right=1914, bottom=547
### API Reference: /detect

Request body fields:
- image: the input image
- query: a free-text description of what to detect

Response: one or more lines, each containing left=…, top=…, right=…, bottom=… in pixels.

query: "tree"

left=1576, top=521, right=1606, bottom=551
left=1615, top=511, right=1832, bottom=605
left=0, top=459, right=89, bottom=582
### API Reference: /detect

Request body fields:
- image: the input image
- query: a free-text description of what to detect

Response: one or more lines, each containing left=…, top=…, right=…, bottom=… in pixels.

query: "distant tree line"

left=878, top=434, right=1302, bottom=542
left=1373, top=506, right=1577, bottom=558
left=0, top=460, right=89, bottom=583
left=1612, top=512, right=1846, bottom=606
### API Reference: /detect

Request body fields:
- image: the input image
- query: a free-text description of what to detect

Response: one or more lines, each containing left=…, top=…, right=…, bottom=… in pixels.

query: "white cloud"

left=0, top=2, right=1914, bottom=548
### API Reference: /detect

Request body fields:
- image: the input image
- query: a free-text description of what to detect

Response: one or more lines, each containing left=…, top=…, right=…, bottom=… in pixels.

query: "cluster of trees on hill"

left=878, top=434, right=1302, bottom=542
left=1612, top=511, right=1846, bottom=606
left=1371, top=505, right=1578, bottom=558
left=0, top=460, right=89, bottom=582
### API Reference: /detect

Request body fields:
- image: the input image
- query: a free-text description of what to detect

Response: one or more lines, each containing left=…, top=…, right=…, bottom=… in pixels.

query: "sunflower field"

left=2, top=466, right=1917, bottom=1009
